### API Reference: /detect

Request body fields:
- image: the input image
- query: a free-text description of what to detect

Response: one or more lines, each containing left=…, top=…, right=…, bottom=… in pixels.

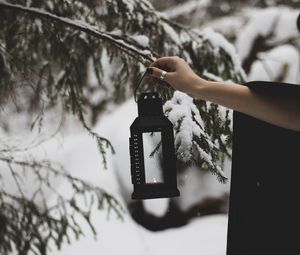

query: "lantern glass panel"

left=142, top=132, right=163, bottom=184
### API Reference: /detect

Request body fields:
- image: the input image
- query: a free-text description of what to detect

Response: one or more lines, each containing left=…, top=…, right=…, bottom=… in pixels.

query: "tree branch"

left=0, top=1, right=155, bottom=64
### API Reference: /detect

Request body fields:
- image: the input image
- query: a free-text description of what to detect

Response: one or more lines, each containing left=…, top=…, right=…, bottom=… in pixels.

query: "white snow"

left=143, top=198, right=170, bottom=217
left=0, top=1, right=153, bottom=62
left=34, top=18, right=42, bottom=32
left=173, top=155, right=231, bottom=214
left=161, top=22, right=181, bottom=45
left=109, top=29, right=122, bottom=36
left=203, top=70, right=227, bottom=82
left=201, top=27, right=246, bottom=77
left=163, top=92, right=229, bottom=181
left=130, top=34, right=150, bottom=48
left=236, top=7, right=300, bottom=63
left=1, top=94, right=230, bottom=254
left=236, top=8, right=278, bottom=62
left=86, top=48, right=121, bottom=107
left=248, top=44, right=300, bottom=84
left=203, top=15, right=246, bottom=39
left=165, top=0, right=210, bottom=18
left=163, top=91, right=207, bottom=162
left=95, top=5, right=107, bottom=16
left=123, top=0, right=135, bottom=12
left=52, top=211, right=228, bottom=255
left=269, top=8, right=299, bottom=44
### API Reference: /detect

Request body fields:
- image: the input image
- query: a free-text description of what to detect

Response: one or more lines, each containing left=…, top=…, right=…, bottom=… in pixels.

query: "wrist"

left=191, top=75, right=211, bottom=100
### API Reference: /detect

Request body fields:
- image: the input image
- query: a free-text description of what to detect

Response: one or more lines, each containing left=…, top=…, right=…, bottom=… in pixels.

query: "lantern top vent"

left=138, top=92, right=163, bottom=117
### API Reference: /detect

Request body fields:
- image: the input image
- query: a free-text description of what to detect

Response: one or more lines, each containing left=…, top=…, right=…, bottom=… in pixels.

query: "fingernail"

left=146, top=67, right=153, bottom=75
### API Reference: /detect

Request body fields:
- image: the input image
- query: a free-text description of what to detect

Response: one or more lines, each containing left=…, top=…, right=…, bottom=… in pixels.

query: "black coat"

left=226, top=81, right=300, bottom=255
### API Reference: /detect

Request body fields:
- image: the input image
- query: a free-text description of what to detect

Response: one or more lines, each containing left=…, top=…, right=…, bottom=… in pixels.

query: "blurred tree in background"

left=153, top=0, right=300, bottom=82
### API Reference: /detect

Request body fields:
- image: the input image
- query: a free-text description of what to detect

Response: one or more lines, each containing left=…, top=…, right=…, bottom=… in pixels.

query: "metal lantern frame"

left=129, top=92, right=180, bottom=200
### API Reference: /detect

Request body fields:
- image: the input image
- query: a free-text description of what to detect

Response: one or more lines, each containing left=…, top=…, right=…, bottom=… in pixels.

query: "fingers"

left=146, top=67, right=174, bottom=84
left=147, top=67, right=163, bottom=78
left=147, top=56, right=184, bottom=85
left=149, top=56, right=179, bottom=72
left=147, top=56, right=198, bottom=96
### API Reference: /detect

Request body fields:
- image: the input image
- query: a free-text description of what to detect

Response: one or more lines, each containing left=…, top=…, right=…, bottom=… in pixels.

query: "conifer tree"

left=0, top=0, right=245, bottom=254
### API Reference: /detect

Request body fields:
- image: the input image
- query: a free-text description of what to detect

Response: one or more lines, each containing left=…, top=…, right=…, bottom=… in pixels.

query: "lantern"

left=129, top=92, right=180, bottom=199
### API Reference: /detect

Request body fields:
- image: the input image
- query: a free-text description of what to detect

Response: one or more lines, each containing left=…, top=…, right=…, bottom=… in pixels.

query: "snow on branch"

left=0, top=0, right=242, bottom=184
left=200, top=27, right=246, bottom=79
left=236, top=6, right=300, bottom=72
left=0, top=0, right=155, bottom=64
left=165, top=0, right=210, bottom=19
left=164, top=91, right=227, bottom=183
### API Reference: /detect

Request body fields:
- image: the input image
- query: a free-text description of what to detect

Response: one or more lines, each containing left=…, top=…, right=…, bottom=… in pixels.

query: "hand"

left=147, top=56, right=208, bottom=97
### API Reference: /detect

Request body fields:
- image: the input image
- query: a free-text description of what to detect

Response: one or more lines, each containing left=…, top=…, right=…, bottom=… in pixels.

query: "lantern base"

left=131, top=187, right=180, bottom=200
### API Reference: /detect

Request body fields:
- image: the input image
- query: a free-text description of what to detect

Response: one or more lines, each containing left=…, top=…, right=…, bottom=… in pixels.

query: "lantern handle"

left=134, top=68, right=153, bottom=102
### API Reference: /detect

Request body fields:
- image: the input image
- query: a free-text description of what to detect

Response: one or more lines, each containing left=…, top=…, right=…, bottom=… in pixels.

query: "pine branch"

left=0, top=1, right=155, bottom=64
left=0, top=0, right=245, bottom=189
left=0, top=154, right=125, bottom=255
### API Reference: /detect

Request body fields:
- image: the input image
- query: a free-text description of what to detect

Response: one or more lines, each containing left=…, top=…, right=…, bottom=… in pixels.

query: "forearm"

left=147, top=58, right=300, bottom=132
left=194, top=78, right=300, bottom=132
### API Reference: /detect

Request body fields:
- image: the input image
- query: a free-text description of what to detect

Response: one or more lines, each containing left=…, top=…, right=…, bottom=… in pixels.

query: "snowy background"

left=1, top=0, right=299, bottom=254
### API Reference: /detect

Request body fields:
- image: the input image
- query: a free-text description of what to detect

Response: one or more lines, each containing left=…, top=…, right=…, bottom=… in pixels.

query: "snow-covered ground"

left=53, top=211, right=227, bottom=255
left=48, top=97, right=229, bottom=254
left=1, top=95, right=230, bottom=255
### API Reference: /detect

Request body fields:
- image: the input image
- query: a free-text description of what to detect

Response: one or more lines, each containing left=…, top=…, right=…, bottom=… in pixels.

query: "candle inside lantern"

left=147, top=178, right=160, bottom=185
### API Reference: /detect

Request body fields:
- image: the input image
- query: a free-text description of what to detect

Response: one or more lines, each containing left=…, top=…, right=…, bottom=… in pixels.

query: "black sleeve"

left=243, top=81, right=300, bottom=98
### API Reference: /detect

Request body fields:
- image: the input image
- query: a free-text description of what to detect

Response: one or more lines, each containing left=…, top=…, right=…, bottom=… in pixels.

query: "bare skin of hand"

left=149, top=56, right=202, bottom=97
left=148, top=56, right=300, bottom=133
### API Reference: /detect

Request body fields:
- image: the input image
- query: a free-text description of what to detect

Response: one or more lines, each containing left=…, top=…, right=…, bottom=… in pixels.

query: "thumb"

left=147, top=67, right=174, bottom=84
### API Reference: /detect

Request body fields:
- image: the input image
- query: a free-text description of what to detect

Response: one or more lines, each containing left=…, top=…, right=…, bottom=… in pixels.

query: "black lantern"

left=129, top=92, right=180, bottom=199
